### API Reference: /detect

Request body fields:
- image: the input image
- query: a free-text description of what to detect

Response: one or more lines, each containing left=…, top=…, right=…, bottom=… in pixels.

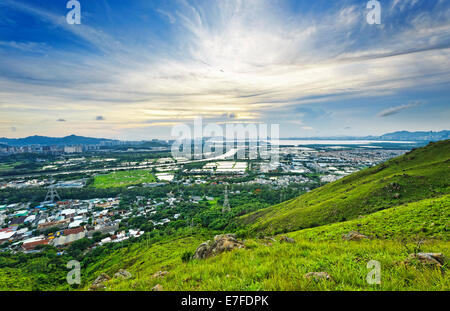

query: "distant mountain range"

left=369, top=130, right=450, bottom=141
left=0, top=135, right=117, bottom=147
left=0, top=131, right=448, bottom=147
left=285, top=130, right=450, bottom=142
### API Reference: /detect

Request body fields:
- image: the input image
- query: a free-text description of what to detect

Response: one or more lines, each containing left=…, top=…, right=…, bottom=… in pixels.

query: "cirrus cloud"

left=377, top=101, right=423, bottom=117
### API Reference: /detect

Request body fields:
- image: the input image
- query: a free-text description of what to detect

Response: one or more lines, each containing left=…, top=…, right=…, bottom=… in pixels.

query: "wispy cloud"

left=0, top=0, right=122, bottom=53
left=157, top=9, right=176, bottom=24
left=0, top=0, right=449, bottom=138
left=301, top=126, right=314, bottom=131
left=0, top=41, right=49, bottom=53
left=377, top=101, right=422, bottom=117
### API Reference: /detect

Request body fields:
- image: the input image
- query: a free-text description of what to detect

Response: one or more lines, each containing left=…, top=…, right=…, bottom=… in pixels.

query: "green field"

left=92, top=170, right=156, bottom=188
left=0, top=162, right=19, bottom=172
left=0, top=164, right=13, bottom=171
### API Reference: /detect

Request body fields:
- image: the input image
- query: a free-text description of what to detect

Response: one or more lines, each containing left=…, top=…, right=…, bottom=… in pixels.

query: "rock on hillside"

left=342, top=231, right=369, bottom=241
left=193, top=234, right=245, bottom=260
left=90, top=273, right=111, bottom=291
left=406, top=253, right=447, bottom=267
left=114, top=269, right=132, bottom=279
left=304, top=272, right=333, bottom=282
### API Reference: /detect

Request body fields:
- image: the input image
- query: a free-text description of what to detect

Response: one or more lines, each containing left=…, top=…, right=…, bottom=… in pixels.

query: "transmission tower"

left=222, top=185, right=231, bottom=213
left=45, top=184, right=61, bottom=203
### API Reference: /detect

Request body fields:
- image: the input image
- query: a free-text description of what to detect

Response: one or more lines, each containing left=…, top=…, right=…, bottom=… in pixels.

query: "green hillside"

left=86, top=196, right=449, bottom=291
left=239, top=140, right=450, bottom=235
left=89, top=239, right=450, bottom=291
left=292, top=195, right=450, bottom=242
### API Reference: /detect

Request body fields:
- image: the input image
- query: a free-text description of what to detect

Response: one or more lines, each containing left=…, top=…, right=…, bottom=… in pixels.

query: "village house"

left=52, top=226, right=86, bottom=247
left=0, top=227, right=16, bottom=244
left=38, top=218, right=70, bottom=230
left=21, top=236, right=50, bottom=252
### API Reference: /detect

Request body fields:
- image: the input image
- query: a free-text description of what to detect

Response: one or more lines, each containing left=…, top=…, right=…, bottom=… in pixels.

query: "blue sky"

left=0, top=0, right=449, bottom=140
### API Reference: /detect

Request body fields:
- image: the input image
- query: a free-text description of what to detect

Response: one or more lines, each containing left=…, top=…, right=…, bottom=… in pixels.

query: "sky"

left=0, top=0, right=449, bottom=140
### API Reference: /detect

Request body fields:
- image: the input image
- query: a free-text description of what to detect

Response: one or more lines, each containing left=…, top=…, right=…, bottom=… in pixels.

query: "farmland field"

left=0, top=162, right=21, bottom=171
left=92, top=170, right=156, bottom=188
left=0, top=164, right=14, bottom=171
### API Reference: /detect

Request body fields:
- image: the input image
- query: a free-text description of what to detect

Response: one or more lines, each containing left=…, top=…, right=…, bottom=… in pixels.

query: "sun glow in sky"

left=0, top=0, right=449, bottom=140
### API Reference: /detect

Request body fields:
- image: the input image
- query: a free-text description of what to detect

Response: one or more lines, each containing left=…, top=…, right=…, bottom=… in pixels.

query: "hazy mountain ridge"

left=376, top=130, right=450, bottom=141
left=0, top=135, right=117, bottom=146
left=1, top=130, right=448, bottom=147
left=285, top=130, right=450, bottom=141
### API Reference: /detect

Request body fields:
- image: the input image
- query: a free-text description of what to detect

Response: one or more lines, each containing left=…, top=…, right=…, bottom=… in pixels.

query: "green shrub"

left=181, top=250, right=194, bottom=263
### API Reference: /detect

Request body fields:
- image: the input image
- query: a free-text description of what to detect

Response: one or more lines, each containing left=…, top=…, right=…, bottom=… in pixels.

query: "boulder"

left=264, top=237, right=276, bottom=242
left=152, top=271, right=169, bottom=279
left=193, top=234, right=244, bottom=260
left=193, top=241, right=213, bottom=260
left=90, top=273, right=111, bottom=291
left=152, top=284, right=163, bottom=291
left=279, top=236, right=295, bottom=243
left=304, top=272, right=333, bottom=282
left=407, top=253, right=447, bottom=267
left=114, top=269, right=132, bottom=280
left=261, top=236, right=276, bottom=246
left=342, top=231, right=369, bottom=241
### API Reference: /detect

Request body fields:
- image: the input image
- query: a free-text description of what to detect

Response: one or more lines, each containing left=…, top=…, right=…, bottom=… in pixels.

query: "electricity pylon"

left=44, top=183, right=61, bottom=203
left=222, top=185, right=231, bottom=213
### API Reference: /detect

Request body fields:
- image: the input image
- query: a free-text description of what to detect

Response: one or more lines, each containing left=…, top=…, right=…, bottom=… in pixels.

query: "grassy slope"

left=292, top=195, right=450, bottom=242
left=0, top=254, right=71, bottom=291
left=103, top=240, right=450, bottom=291
left=238, top=140, right=450, bottom=235
left=80, top=234, right=207, bottom=290
left=93, top=195, right=449, bottom=291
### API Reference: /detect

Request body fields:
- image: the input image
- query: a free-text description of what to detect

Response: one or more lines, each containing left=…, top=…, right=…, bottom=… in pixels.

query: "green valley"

left=1, top=140, right=449, bottom=291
